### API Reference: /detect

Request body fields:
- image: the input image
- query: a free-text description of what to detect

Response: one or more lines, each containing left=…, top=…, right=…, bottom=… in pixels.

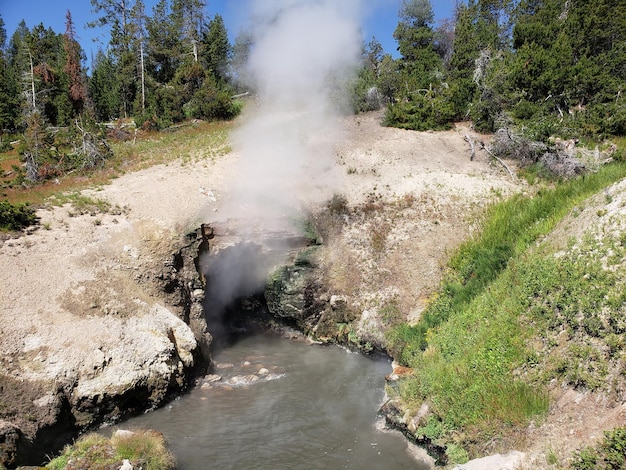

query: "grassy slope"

left=387, top=161, right=626, bottom=464
left=1, top=120, right=232, bottom=206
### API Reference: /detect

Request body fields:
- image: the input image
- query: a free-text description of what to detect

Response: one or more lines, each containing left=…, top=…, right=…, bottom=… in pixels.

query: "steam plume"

left=203, top=0, right=363, bottom=344
left=220, top=0, right=363, bottom=221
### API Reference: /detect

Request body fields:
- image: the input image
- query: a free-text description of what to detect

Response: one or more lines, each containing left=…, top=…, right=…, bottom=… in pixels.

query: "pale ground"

left=0, top=109, right=623, bottom=467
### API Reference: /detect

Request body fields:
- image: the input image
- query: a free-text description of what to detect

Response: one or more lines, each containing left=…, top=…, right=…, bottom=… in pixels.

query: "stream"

left=113, top=333, right=430, bottom=469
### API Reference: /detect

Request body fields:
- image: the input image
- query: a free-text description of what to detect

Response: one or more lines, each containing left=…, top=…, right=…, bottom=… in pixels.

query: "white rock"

left=454, top=451, right=525, bottom=470
left=119, top=458, right=133, bottom=470
left=114, top=429, right=136, bottom=439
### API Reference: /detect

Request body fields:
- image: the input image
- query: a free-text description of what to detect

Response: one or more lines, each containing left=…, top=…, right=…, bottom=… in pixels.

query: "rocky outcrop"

left=157, top=224, right=213, bottom=367
left=0, top=227, right=212, bottom=467
left=378, top=398, right=447, bottom=466
left=0, top=304, right=202, bottom=467
left=66, top=306, right=199, bottom=428
left=0, top=422, right=21, bottom=468
left=264, top=246, right=364, bottom=346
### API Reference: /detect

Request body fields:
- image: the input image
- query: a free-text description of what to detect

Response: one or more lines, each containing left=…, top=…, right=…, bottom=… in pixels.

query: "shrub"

left=383, top=92, right=455, bottom=131
left=0, top=201, right=39, bottom=231
left=571, top=426, right=626, bottom=469
left=187, top=81, right=242, bottom=121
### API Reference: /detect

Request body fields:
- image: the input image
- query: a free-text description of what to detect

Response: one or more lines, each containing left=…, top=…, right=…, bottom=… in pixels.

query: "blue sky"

left=0, top=0, right=457, bottom=65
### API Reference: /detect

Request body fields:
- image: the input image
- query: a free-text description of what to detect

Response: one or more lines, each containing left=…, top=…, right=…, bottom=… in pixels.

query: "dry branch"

left=464, top=135, right=476, bottom=161
left=488, top=127, right=616, bottom=178
left=482, top=143, right=516, bottom=179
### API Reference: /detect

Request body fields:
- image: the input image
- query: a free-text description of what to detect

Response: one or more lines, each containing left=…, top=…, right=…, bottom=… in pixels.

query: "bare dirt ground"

left=0, top=109, right=623, bottom=467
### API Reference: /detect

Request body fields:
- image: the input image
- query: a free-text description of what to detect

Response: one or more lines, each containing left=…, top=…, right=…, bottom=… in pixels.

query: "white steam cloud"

left=219, top=0, right=363, bottom=222
left=202, top=1, right=363, bottom=343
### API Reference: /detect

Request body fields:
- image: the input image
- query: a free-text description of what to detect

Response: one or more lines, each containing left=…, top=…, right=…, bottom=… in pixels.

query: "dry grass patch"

left=46, top=430, right=175, bottom=470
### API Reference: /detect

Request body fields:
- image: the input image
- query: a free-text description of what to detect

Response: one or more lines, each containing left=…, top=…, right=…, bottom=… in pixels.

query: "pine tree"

left=146, top=0, right=182, bottom=84
left=63, top=10, right=86, bottom=116
left=393, top=0, right=442, bottom=92
left=202, top=14, right=230, bottom=83
left=0, top=15, right=19, bottom=135
left=510, top=0, right=626, bottom=136
left=384, top=0, right=453, bottom=131
left=89, top=50, right=120, bottom=121
left=90, top=0, right=137, bottom=117
left=172, top=0, right=206, bottom=64
left=129, top=0, right=148, bottom=114
left=231, top=29, right=252, bottom=91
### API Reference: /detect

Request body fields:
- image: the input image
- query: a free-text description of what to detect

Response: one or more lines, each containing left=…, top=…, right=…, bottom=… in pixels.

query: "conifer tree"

left=393, top=0, right=441, bottom=92
left=63, top=10, right=86, bottom=116
left=146, top=0, right=182, bottom=84
left=202, top=14, right=230, bottom=83
left=89, top=50, right=121, bottom=121
left=90, top=0, right=137, bottom=117
left=0, top=16, right=19, bottom=135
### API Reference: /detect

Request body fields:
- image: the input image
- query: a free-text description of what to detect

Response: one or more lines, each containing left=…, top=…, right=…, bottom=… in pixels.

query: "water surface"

left=116, top=334, right=429, bottom=469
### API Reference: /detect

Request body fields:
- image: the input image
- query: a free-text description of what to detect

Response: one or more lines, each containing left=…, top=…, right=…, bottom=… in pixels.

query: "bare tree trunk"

left=29, top=49, right=36, bottom=111
left=140, top=42, right=145, bottom=112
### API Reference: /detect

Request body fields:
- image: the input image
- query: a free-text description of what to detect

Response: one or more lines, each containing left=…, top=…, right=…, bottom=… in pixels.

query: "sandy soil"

left=0, top=109, right=622, bottom=467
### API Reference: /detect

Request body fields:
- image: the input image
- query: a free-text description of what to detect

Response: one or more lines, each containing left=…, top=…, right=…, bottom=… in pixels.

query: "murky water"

left=114, top=334, right=429, bottom=469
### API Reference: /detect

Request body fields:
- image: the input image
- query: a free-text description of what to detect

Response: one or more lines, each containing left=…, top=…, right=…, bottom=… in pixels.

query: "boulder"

left=453, top=451, right=526, bottom=470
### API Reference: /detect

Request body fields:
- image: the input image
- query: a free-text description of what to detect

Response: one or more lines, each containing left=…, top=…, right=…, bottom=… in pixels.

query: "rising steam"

left=220, top=0, right=363, bottom=221
left=203, top=0, right=363, bottom=344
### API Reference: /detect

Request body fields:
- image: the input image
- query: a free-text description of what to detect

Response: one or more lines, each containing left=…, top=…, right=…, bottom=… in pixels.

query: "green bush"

left=187, top=81, right=242, bottom=122
left=383, top=92, right=455, bottom=131
left=571, top=426, right=626, bottom=469
left=512, top=99, right=541, bottom=121
left=0, top=200, right=38, bottom=231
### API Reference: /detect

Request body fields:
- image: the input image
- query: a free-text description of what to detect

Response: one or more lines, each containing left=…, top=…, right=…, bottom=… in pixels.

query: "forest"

left=0, top=0, right=625, bottom=188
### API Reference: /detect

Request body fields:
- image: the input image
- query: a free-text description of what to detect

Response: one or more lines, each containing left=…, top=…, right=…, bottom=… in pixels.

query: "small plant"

left=370, top=221, right=390, bottom=253
left=48, top=192, right=112, bottom=216
left=446, top=443, right=469, bottom=465
left=546, top=446, right=559, bottom=465
left=397, top=192, right=416, bottom=209
left=571, top=426, right=626, bottom=469
left=327, top=193, right=349, bottom=216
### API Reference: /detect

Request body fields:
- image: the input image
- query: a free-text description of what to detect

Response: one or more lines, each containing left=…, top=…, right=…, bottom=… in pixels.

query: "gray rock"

left=454, top=451, right=526, bottom=470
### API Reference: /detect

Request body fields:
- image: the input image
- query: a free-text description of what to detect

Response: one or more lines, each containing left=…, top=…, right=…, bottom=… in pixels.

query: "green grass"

left=386, top=161, right=626, bottom=461
left=109, top=120, right=231, bottom=170
left=391, top=162, right=626, bottom=359
left=515, top=231, right=626, bottom=390
left=2, top=119, right=233, bottom=206
left=46, top=430, right=175, bottom=470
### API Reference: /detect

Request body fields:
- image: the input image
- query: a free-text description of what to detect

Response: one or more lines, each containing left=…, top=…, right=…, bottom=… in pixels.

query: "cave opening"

left=200, top=239, right=295, bottom=352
